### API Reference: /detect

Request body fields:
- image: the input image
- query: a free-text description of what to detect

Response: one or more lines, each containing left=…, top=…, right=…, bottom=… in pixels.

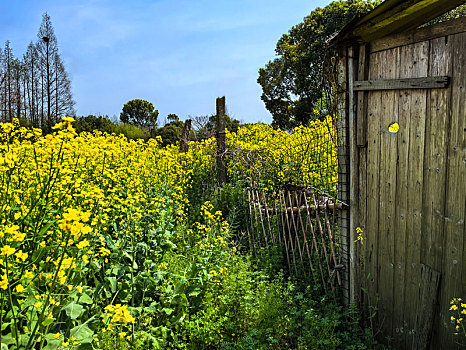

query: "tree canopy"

left=257, top=0, right=379, bottom=129
left=120, top=99, right=159, bottom=129
left=74, top=115, right=115, bottom=134
left=155, top=120, right=184, bottom=147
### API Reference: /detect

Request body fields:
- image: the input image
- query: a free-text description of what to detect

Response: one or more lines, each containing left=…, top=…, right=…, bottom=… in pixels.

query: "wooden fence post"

left=216, top=96, right=226, bottom=185
left=336, top=47, right=350, bottom=305
left=179, top=119, right=191, bottom=153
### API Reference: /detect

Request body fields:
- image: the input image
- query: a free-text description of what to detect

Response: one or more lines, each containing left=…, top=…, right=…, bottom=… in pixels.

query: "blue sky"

left=0, top=0, right=331, bottom=124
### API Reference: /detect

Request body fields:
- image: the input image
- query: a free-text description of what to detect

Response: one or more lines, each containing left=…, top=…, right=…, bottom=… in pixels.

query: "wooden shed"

left=332, top=0, right=465, bottom=348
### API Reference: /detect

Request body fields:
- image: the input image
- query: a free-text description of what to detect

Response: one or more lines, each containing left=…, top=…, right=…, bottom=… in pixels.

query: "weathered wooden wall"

left=343, top=17, right=466, bottom=349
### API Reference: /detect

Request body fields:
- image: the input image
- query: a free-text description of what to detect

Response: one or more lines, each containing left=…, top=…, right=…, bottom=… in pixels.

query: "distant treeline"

left=73, top=113, right=241, bottom=146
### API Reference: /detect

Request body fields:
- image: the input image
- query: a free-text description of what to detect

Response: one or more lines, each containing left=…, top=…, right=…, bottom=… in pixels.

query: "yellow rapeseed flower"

left=1, top=245, right=16, bottom=256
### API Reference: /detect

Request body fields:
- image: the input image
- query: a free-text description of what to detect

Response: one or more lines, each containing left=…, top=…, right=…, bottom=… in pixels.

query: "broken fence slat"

left=259, top=202, right=343, bottom=214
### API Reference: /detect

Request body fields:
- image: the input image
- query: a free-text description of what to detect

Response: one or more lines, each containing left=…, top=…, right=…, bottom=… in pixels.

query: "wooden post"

left=336, top=47, right=350, bottom=304
left=347, top=44, right=361, bottom=306
left=216, top=96, right=226, bottom=185
left=179, top=119, right=191, bottom=152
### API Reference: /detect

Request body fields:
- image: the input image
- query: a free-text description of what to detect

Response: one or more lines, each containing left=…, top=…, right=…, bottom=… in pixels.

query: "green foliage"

left=206, top=114, right=240, bottom=133
left=120, top=99, right=159, bottom=129
left=72, top=115, right=151, bottom=140
left=155, top=120, right=184, bottom=147
left=74, top=115, right=115, bottom=134
left=0, top=119, right=380, bottom=349
left=167, top=114, right=180, bottom=122
left=211, top=183, right=249, bottom=240
left=113, top=122, right=150, bottom=140
left=424, top=4, right=466, bottom=26
left=257, top=0, right=380, bottom=129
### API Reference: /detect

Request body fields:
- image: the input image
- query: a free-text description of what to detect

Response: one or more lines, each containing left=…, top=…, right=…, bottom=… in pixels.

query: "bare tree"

left=11, top=58, right=24, bottom=120
left=2, top=41, right=14, bottom=121
left=0, top=13, right=74, bottom=129
left=36, top=13, right=74, bottom=131
left=191, top=115, right=210, bottom=131
left=36, top=13, right=58, bottom=131
left=23, top=43, right=39, bottom=126
left=0, top=46, right=5, bottom=122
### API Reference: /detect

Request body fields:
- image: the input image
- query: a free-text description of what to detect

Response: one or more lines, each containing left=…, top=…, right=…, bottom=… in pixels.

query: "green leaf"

left=0, top=334, right=15, bottom=345
left=107, top=277, right=117, bottom=293
left=64, top=302, right=84, bottom=319
left=188, top=288, right=201, bottom=297
left=42, top=317, right=54, bottom=326
left=42, top=339, right=61, bottom=350
left=162, top=308, right=173, bottom=315
left=171, top=311, right=186, bottom=325
left=70, top=324, right=94, bottom=344
left=79, top=293, right=93, bottom=304
left=1, top=320, right=11, bottom=331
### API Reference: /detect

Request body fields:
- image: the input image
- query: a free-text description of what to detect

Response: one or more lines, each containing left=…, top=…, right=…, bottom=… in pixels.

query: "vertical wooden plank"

left=287, top=192, right=305, bottom=275
left=282, top=192, right=298, bottom=274
left=356, top=49, right=370, bottom=212
left=278, top=194, right=291, bottom=270
left=365, top=49, right=382, bottom=329
left=304, top=194, right=327, bottom=287
left=421, top=37, right=451, bottom=270
left=324, top=208, right=341, bottom=285
left=336, top=47, right=350, bottom=304
left=245, top=190, right=257, bottom=255
left=261, top=191, right=275, bottom=245
left=255, top=189, right=269, bottom=248
left=435, top=32, right=466, bottom=350
left=358, top=147, right=368, bottom=305
left=413, top=264, right=441, bottom=350
left=400, top=40, right=430, bottom=349
left=250, top=190, right=263, bottom=249
left=247, top=189, right=257, bottom=252
left=348, top=44, right=360, bottom=303
left=357, top=44, right=370, bottom=148
left=420, top=35, right=452, bottom=347
left=391, top=43, right=412, bottom=345
left=295, top=192, right=314, bottom=276
left=273, top=198, right=282, bottom=245
left=376, top=46, right=400, bottom=340
left=357, top=44, right=370, bottom=313
left=312, top=193, right=332, bottom=277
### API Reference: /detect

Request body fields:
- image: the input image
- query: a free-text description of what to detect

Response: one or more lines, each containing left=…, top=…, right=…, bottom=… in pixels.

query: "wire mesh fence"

left=212, top=104, right=349, bottom=293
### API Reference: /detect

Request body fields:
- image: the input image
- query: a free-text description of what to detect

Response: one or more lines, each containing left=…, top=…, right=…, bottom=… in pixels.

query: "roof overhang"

left=330, top=0, right=465, bottom=46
